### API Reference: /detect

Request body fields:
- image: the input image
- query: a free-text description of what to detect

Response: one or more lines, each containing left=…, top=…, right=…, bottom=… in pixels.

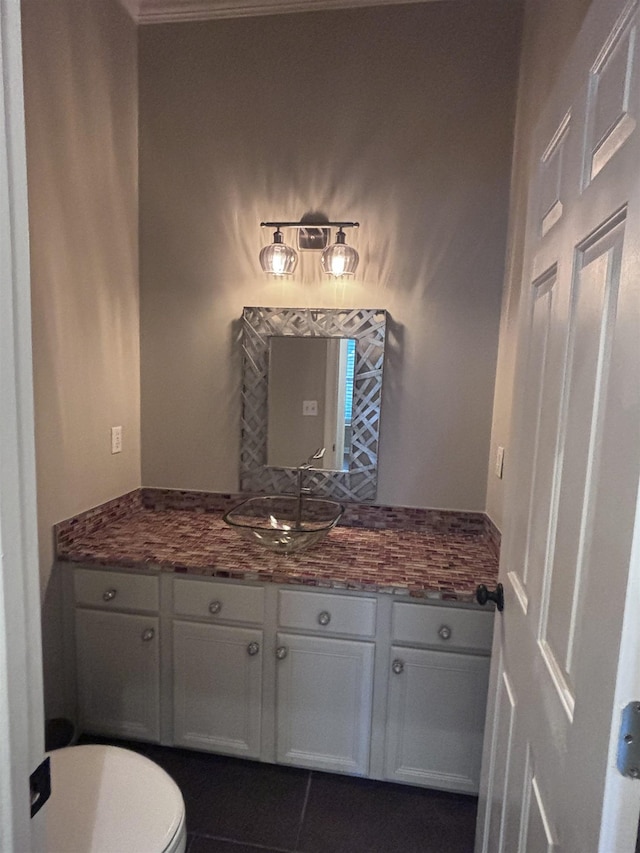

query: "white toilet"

left=45, top=744, right=187, bottom=853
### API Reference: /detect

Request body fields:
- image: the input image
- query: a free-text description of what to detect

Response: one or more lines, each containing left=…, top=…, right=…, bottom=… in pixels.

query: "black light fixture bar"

left=260, top=221, right=359, bottom=229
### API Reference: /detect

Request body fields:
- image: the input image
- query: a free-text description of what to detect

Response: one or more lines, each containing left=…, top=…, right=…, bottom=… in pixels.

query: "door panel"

left=481, top=655, right=520, bottom=852
left=584, top=5, right=638, bottom=184
left=525, top=776, right=556, bottom=852
left=539, top=114, right=570, bottom=237
left=504, top=267, right=558, bottom=614
left=542, top=213, right=625, bottom=713
left=492, top=669, right=517, bottom=853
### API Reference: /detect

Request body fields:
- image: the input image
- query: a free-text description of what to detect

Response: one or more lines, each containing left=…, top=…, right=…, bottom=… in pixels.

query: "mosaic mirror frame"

left=240, top=306, right=387, bottom=502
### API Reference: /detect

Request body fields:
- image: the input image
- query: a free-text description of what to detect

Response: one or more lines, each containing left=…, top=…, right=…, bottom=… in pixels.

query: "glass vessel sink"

left=222, top=495, right=344, bottom=553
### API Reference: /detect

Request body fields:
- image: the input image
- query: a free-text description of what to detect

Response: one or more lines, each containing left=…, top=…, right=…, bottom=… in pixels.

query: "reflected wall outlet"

left=111, top=426, right=122, bottom=454
left=495, top=445, right=504, bottom=479
left=302, top=400, right=318, bottom=416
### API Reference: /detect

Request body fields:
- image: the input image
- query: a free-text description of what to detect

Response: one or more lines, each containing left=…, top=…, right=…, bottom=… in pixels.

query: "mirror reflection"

left=267, top=337, right=356, bottom=471
left=240, top=306, right=387, bottom=503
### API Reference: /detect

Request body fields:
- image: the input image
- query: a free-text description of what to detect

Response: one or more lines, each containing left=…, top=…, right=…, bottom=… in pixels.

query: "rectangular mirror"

left=267, top=336, right=356, bottom=472
left=240, top=307, right=387, bottom=502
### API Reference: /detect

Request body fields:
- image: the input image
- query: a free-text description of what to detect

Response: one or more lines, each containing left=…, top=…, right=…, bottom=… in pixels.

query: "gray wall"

left=22, top=0, right=140, bottom=714
left=139, top=1, right=522, bottom=512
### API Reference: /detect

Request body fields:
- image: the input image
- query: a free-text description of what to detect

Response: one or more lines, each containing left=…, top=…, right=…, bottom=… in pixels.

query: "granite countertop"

left=55, top=490, right=500, bottom=603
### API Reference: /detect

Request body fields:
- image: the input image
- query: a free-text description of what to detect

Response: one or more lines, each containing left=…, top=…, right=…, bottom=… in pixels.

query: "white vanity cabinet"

left=171, top=578, right=264, bottom=759
left=66, top=565, right=494, bottom=793
left=383, top=600, right=492, bottom=793
left=72, top=568, right=161, bottom=742
left=274, top=590, right=376, bottom=776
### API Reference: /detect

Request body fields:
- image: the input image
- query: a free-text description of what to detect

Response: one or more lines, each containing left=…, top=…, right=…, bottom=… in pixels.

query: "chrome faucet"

left=295, top=447, right=325, bottom=526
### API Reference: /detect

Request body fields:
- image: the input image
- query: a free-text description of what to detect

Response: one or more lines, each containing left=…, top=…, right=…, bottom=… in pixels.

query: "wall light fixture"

left=260, top=220, right=359, bottom=277
left=258, top=227, right=298, bottom=277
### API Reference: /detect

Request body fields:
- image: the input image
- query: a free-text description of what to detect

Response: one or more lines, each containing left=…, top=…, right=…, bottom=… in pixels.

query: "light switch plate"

left=495, top=445, right=504, bottom=479
left=111, top=426, right=122, bottom=454
left=302, top=400, right=318, bottom=416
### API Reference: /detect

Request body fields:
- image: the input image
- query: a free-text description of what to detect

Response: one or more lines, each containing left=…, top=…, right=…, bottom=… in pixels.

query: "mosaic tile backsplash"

left=55, top=489, right=500, bottom=602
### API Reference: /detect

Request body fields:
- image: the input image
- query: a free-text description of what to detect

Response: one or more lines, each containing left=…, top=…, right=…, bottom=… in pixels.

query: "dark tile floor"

left=79, top=736, right=478, bottom=852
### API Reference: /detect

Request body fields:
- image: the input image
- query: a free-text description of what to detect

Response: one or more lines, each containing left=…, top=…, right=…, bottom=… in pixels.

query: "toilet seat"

left=45, top=744, right=186, bottom=853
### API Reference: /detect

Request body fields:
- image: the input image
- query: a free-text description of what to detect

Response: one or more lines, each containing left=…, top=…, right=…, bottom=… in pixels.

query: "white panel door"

left=75, top=609, right=160, bottom=742
left=275, top=632, right=374, bottom=775
left=476, top=1, right=640, bottom=850
left=172, top=620, right=263, bottom=758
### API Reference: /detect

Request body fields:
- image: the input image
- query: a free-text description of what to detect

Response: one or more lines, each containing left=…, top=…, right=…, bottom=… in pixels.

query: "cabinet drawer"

left=173, top=578, right=264, bottom=624
left=392, top=601, right=493, bottom=653
left=278, top=590, right=376, bottom=638
left=73, top=568, right=159, bottom=613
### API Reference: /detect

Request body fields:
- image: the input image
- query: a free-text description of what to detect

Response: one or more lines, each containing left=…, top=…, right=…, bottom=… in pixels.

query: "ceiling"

left=119, top=0, right=450, bottom=25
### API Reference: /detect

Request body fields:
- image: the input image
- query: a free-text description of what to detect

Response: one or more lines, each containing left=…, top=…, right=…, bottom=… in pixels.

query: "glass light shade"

left=321, top=229, right=359, bottom=277
left=259, top=230, right=298, bottom=276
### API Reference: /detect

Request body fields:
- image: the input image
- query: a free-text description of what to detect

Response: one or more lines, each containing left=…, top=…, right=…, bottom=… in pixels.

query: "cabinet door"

left=172, top=621, right=263, bottom=758
left=75, top=609, right=160, bottom=741
left=384, top=646, right=490, bottom=793
left=275, top=633, right=374, bottom=775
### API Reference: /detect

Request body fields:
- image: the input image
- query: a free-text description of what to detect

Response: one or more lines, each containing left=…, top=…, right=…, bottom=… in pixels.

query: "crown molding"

left=118, top=0, right=442, bottom=25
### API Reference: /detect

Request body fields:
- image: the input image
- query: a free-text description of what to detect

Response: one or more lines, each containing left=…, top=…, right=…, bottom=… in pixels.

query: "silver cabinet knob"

left=247, top=641, right=260, bottom=656
left=209, top=600, right=222, bottom=615
left=276, top=646, right=288, bottom=660
left=438, top=625, right=452, bottom=641
left=392, top=659, right=404, bottom=675
left=317, top=610, right=331, bottom=626
left=141, top=628, right=155, bottom=642
left=103, top=589, right=117, bottom=602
